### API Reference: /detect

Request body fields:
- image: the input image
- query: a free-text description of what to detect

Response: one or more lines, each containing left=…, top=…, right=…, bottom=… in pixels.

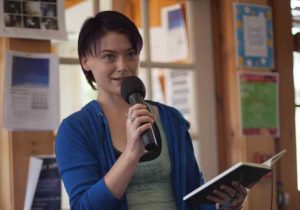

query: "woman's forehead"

left=97, top=32, right=134, bottom=52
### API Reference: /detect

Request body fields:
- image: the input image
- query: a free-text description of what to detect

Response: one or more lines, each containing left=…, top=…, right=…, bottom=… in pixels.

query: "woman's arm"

left=56, top=120, right=120, bottom=210
left=104, top=103, right=154, bottom=198
left=56, top=104, right=154, bottom=209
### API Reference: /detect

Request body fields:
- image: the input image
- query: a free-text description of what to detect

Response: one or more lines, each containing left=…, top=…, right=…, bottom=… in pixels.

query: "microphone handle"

left=141, top=127, right=157, bottom=151
left=128, top=93, right=157, bottom=151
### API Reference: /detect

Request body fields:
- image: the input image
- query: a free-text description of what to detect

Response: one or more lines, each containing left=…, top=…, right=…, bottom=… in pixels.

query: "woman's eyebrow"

left=99, top=49, right=116, bottom=53
left=126, top=47, right=136, bottom=51
left=100, top=47, right=136, bottom=53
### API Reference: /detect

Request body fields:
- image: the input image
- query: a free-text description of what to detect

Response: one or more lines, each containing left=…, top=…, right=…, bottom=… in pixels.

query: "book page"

left=263, top=150, right=287, bottom=167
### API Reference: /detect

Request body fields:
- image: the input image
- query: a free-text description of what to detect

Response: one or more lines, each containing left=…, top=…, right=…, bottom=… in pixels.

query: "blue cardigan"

left=55, top=100, right=215, bottom=210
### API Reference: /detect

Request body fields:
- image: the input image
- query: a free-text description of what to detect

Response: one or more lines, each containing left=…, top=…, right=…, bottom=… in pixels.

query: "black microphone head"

left=121, top=76, right=146, bottom=103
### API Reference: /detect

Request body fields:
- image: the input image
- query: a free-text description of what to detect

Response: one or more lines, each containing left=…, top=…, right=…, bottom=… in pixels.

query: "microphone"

left=121, top=76, right=158, bottom=151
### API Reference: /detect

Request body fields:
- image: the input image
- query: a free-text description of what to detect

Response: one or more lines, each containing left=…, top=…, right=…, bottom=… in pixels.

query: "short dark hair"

left=78, top=11, right=143, bottom=90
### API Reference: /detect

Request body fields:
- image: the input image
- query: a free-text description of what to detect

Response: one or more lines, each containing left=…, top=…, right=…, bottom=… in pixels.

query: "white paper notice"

left=3, top=51, right=60, bottom=131
left=243, top=14, right=268, bottom=57
left=0, top=0, right=67, bottom=40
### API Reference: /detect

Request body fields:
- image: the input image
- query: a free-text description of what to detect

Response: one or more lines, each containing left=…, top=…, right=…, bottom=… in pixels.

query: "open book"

left=183, top=150, right=287, bottom=204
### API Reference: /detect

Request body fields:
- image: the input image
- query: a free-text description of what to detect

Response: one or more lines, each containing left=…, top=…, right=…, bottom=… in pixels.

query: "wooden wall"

left=0, top=38, right=55, bottom=210
left=272, top=0, right=298, bottom=209
left=212, top=0, right=297, bottom=209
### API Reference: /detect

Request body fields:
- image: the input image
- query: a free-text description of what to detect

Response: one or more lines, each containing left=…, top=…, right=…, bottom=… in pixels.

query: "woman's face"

left=81, top=32, right=140, bottom=97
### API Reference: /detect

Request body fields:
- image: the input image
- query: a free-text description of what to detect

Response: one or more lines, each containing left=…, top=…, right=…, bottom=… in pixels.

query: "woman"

left=55, top=11, right=247, bottom=210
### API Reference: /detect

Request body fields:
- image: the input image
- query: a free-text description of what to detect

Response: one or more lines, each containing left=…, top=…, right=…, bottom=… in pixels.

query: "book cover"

left=183, top=150, right=286, bottom=204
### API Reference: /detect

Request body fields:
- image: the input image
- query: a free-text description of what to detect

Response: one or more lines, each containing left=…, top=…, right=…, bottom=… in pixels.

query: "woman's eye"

left=103, top=54, right=116, bottom=61
left=127, top=51, right=137, bottom=58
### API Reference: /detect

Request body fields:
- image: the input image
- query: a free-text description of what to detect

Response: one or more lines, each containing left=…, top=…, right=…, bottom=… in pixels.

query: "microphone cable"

left=270, top=166, right=274, bottom=210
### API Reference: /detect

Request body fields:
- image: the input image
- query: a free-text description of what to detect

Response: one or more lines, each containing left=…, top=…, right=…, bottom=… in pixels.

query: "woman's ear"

left=81, top=56, right=92, bottom=72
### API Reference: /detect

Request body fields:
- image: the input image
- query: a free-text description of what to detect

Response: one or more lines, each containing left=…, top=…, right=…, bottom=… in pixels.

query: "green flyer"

left=238, top=72, right=279, bottom=137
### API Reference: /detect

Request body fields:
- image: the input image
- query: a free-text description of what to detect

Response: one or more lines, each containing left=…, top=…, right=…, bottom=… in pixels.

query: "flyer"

left=3, top=50, right=60, bottom=131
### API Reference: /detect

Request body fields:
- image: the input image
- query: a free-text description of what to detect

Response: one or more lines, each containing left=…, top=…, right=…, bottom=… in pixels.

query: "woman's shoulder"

left=145, top=100, right=179, bottom=112
left=145, top=100, right=189, bottom=125
left=59, top=100, right=103, bottom=129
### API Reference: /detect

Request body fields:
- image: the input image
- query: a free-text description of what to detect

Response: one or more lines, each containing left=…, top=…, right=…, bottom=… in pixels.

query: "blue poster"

left=31, top=157, right=61, bottom=210
left=234, top=3, right=274, bottom=68
left=12, top=56, right=49, bottom=87
left=25, top=156, right=61, bottom=210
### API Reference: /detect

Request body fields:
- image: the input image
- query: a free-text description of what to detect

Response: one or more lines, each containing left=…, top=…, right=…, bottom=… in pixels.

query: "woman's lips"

left=112, top=77, right=124, bottom=81
left=111, top=77, right=125, bottom=85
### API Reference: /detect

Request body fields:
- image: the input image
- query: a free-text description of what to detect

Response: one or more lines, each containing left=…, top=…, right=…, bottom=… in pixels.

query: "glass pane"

left=59, top=64, right=97, bottom=121
left=126, top=0, right=190, bottom=63
left=296, top=107, right=300, bottom=190
left=139, top=68, right=196, bottom=133
left=156, top=69, right=194, bottom=121
left=52, top=0, right=94, bottom=58
left=138, top=68, right=150, bottom=99
left=294, top=52, right=300, bottom=105
left=146, top=0, right=190, bottom=63
left=292, top=0, right=300, bottom=33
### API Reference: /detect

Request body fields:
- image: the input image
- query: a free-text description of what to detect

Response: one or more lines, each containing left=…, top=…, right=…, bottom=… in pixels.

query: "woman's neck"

left=97, top=93, right=130, bottom=115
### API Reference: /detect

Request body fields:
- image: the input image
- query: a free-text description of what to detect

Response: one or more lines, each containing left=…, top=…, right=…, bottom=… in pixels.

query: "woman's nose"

left=116, top=56, right=128, bottom=72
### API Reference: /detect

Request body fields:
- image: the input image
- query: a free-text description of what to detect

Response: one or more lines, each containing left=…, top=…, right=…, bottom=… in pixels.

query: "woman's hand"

left=104, top=103, right=155, bottom=199
left=206, top=181, right=248, bottom=210
left=124, top=103, right=155, bottom=161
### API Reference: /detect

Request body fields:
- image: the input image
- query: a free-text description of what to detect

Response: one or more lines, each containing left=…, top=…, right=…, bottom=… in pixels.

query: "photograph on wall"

left=238, top=72, right=279, bottom=137
left=234, top=3, right=274, bottom=68
left=3, top=50, right=59, bottom=130
left=0, top=0, right=66, bottom=40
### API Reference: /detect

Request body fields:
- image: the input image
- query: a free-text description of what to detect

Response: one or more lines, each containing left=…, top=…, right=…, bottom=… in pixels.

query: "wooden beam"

left=65, top=0, right=86, bottom=9
left=271, top=0, right=299, bottom=209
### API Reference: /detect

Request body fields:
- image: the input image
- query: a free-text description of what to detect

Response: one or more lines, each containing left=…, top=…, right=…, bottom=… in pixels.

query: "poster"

left=0, top=0, right=67, bottom=40
left=3, top=50, right=60, bottom=131
left=238, top=72, right=279, bottom=137
left=234, top=3, right=274, bottom=68
left=24, top=155, right=61, bottom=210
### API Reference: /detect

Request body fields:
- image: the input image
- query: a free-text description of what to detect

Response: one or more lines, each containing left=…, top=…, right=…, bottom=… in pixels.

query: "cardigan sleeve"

left=55, top=117, right=121, bottom=210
